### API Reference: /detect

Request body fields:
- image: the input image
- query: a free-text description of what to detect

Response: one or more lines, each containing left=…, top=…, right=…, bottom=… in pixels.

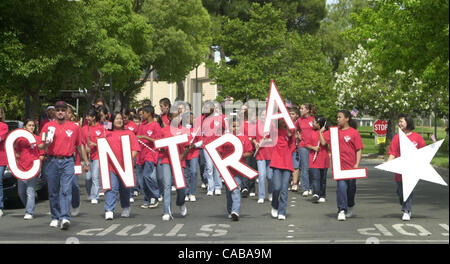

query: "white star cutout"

left=375, top=129, right=447, bottom=201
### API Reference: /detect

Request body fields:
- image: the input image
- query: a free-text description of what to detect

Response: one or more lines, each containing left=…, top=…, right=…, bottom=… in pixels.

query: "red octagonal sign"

left=373, top=119, right=388, bottom=135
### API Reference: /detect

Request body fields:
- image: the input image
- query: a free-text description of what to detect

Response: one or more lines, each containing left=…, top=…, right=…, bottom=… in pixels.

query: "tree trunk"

left=176, top=80, right=185, bottom=102
left=386, top=110, right=397, bottom=142
left=114, top=90, right=123, bottom=112
left=30, top=88, right=41, bottom=120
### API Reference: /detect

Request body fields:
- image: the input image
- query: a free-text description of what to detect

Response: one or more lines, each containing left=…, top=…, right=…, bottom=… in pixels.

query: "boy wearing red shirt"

left=39, top=101, right=90, bottom=230
left=0, top=106, right=8, bottom=217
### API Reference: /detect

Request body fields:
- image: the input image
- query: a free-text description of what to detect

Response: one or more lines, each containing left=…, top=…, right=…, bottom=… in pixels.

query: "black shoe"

left=241, top=188, right=248, bottom=198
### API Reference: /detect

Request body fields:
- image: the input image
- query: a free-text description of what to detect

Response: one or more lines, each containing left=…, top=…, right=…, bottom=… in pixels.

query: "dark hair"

left=288, top=107, right=300, bottom=117
left=303, top=103, right=317, bottom=116
left=159, top=98, right=171, bottom=107
left=398, top=113, right=415, bottom=131
left=110, top=111, right=124, bottom=131
left=338, top=110, right=357, bottom=129
left=142, top=105, right=155, bottom=117
left=87, top=107, right=101, bottom=122
left=142, top=99, right=152, bottom=107
left=121, top=108, right=131, bottom=117
left=155, top=114, right=164, bottom=127
left=315, top=116, right=329, bottom=130
left=97, top=105, right=109, bottom=119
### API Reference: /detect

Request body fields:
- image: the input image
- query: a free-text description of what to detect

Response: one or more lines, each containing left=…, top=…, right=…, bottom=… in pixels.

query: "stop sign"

left=373, top=119, right=388, bottom=135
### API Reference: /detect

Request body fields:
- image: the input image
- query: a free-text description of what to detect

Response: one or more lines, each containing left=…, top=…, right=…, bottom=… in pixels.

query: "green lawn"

left=357, top=126, right=449, bottom=168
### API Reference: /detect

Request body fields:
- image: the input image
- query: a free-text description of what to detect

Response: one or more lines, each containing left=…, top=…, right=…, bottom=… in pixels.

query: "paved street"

left=0, top=159, right=448, bottom=244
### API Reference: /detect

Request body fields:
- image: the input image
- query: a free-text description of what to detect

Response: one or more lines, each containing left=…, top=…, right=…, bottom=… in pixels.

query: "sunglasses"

left=55, top=108, right=66, bottom=112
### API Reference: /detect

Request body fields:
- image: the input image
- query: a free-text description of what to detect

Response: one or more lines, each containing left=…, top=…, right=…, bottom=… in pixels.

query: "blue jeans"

left=257, top=160, right=273, bottom=199
left=18, top=176, right=38, bottom=215
left=157, top=163, right=186, bottom=215
left=292, top=150, right=300, bottom=169
left=336, top=179, right=356, bottom=213
left=396, top=181, right=413, bottom=212
left=134, top=164, right=144, bottom=194
left=72, top=174, right=80, bottom=209
left=226, top=176, right=242, bottom=215
left=0, top=166, right=5, bottom=209
left=203, top=149, right=222, bottom=192
left=199, top=149, right=207, bottom=184
left=104, top=171, right=131, bottom=212
left=85, top=159, right=101, bottom=200
left=271, top=169, right=291, bottom=216
left=45, top=157, right=75, bottom=221
left=185, top=158, right=199, bottom=196
left=299, top=147, right=311, bottom=191
left=310, top=168, right=328, bottom=198
left=142, top=161, right=159, bottom=203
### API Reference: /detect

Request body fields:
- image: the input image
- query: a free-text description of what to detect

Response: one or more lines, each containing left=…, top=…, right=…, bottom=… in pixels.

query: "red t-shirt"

left=161, top=113, right=170, bottom=128
left=158, top=125, right=187, bottom=168
left=220, top=134, right=253, bottom=177
left=125, top=121, right=139, bottom=135
left=323, top=127, right=364, bottom=170
left=388, top=131, right=426, bottom=182
left=15, top=135, right=44, bottom=171
left=0, top=122, right=9, bottom=166
left=270, top=128, right=297, bottom=171
left=307, top=130, right=330, bottom=169
left=201, top=114, right=225, bottom=146
left=137, top=120, right=161, bottom=165
left=82, top=123, right=105, bottom=160
left=184, top=127, right=201, bottom=160
left=40, top=120, right=83, bottom=157
left=254, top=120, right=274, bottom=161
left=296, top=116, right=315, bottom=148
left=105, top=129, right=140, bottom=176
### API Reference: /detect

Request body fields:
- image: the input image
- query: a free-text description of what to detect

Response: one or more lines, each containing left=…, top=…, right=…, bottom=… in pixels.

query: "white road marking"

left=439, top=224, right=449, bottom=236
left=166, top=224, right=184, bottom=237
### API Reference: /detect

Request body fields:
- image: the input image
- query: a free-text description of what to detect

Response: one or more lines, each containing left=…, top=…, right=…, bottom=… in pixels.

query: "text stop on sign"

left=373, top=120, right=388, bottom=136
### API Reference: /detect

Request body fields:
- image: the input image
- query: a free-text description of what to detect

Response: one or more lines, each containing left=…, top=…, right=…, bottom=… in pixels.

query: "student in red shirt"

left=137, top=105, right=161, bottom=209
left=82, top=107, right=104, bottom=204
left=156, top=111, right=188, bottom=221
left=220, top=120, right=253, bottom=221
left=296, top=103, right=317, bottom=197
left=123, top=108, right=139, bottom=135
left=15, top=119, right=44, bottom=220
left=39, top=101, right=90, bottom=230
left=320, top=110, right=363, bottom=221
left=104, top=111, right=140, bottom=220
left=270, top=119, right=297, bottom=220
left=387, top=114, right=425, bottom=221
left=306, top=116, right=330, bottom=203
left=0, top=106, right=8, bottom=217
left=159, top=98, right=171, bottom=127
left=288, top=107, right=300, bottom=192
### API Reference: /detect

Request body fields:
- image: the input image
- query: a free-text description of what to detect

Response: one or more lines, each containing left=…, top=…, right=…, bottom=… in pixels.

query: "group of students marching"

left=0, top=97, right=424, bottom=230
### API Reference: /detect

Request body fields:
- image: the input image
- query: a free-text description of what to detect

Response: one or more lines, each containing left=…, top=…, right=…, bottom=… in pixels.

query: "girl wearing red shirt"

left=159, top=98, right=171, bottom=127
left=270, top=119, right=297, bottom=220
left=104, top=112, right=140, bottom=220
left=387, top=114, right=425, bottom=221
left=320, top=110, right=363, bottom=221
left=0, top=106, right=8, bottom=217
left=16, top=119, right=44, bottom=220
left=306, top=116, right=330, bottom=203
left=296, top=103, right=317, bottom=197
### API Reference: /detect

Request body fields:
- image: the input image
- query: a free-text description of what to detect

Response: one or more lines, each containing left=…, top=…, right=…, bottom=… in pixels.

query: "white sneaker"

left=105, top=211, right=114, bottom=220
left=308, top=190, right=313, bottom=195
left=312, top=194, right=320, bottom=203
left=72, top=207, right=80, bottom=217
left=171, top=186, right=176, bottom=192
left=249, top=192, right=256, bottom=197
left=185, top=196, right=189, bottom=201
left=228, top=214, right=232, bottom=219
left=215, top=189, right=222, bottom=196
left=268, top=194, right=273, bottom=202
left=121, top=207, right=130, bottom=218
left=149, top=200, right=159, bottom=209
left=271, top=208, right=278, bottom=218
left=24, top=213, right=33, bottom=220
left=302, top=191, right=309, bottom=197
left=318, top=198, right=326, bottom=203
left=189, top=195, right=196, bottom=202
left=338, top=210, right=346, bottom=221
left=162, top=214, right=171, bottom=221
left=91, top=199, right=98, bottom=204
left=207, top=191, right=213, bottom=196
left=99, top=192, right=104, bottom=197
left=133, top=191, right=139, bottom=197
left=277, top=214, right=286, bottom=220
left=0, top=209, right=3, bottom=217
left=158, top=196, right=163, bottom=202
left=257, top=198, right=264, bottom=204
left=345, top=207, right=353, bottom=218
left=291, top=185, right=298, bottom=192
left=402, top=211, right=411, bottom=221
left=49, top=219, right=59, bottom=228
left=231, top=212, right=239, bottom=221
left=201, top=183, right=207, bottom=189
left=140, top=204, right=149, bottom=209
left=129, top=197, right=135, bottom=203
left=180, top=205, right=187, bottom=216
left=60, top=219, right=70, bottom=230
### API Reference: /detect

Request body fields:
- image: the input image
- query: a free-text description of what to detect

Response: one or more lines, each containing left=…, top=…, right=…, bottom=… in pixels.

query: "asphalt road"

left=0, top=159, right=448, bottom=244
